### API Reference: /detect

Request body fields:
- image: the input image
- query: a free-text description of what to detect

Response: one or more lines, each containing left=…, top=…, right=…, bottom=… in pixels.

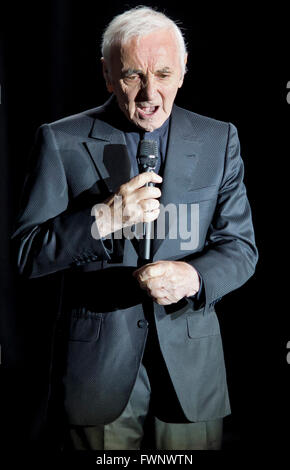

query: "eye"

left=157, top=73, right=171, bottom=80
left=124, top=74, right=140, bottom=83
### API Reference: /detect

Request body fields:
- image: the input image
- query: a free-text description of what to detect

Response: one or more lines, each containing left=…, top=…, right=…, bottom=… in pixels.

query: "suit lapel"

left=85, top=117, right=132, bottom=193
left=152, top=105, right=203, bottom=257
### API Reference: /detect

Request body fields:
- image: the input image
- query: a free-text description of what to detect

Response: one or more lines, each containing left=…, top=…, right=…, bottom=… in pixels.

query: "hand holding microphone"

left=94, top=143, right=161, bottom=240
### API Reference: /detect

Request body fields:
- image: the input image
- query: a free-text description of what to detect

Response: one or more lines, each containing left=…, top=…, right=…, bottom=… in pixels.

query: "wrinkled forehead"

left=109, top=29, right=181, bottom=70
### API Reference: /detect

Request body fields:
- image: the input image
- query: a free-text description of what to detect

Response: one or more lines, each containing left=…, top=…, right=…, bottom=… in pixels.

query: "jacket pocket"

left=69, top=309, right=102, bottom=342
left=183, top=185, right=218, bottom=202
left=186, top=310, right=220, bottom=339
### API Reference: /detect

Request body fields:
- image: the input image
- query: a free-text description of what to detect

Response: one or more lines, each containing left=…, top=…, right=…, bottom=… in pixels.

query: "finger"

left=143, top=208, right=160, bottom=223
left=122, top=202, right=143, bottom=224
left=145, top=286, right=168, bottom=301
left=146, top=277, right=165, bottom=291
left=125, top=172, right=162, bottom=193
left=136, top=186, right=161, bottom=201
left=136, top=262, right=167, bottom=282
left=137, top=278, right=163, bottom=293
left=155, top=297, right=174, bottom=305
left=156, top=287, right=179, bottom=303
left=133, top=260, right=167, bottom=279
left=132, top=263, right=153, bottom=281
left=140, top=198, right=160, bottom=212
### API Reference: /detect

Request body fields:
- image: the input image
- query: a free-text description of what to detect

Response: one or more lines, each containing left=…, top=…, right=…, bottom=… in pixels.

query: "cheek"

left=119, top=83, right=136, bottom=104
left=161, top=85, right=179, bottom=108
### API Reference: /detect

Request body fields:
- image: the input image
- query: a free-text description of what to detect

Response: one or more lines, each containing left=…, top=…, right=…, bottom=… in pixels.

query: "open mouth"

left=136, top=105, right=159, bottom=118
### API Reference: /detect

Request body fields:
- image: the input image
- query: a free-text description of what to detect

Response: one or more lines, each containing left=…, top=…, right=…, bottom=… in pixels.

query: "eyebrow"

left=122, top=67, right=173, bottom=76
left=122, top=68, right=143, bottom=76
left=157, top=67, right=172, bottom=73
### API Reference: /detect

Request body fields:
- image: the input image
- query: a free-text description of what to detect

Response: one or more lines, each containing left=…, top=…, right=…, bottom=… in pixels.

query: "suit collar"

left=89, top=95, right=125, bottom=142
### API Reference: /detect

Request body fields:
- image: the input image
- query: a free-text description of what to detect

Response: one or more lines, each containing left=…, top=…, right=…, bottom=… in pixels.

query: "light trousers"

left=68, top=362, right=223, bottom=450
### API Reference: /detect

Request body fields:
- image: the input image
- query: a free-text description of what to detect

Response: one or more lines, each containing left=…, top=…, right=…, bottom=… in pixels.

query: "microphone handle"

left=144, top=171, right=154, bottom=260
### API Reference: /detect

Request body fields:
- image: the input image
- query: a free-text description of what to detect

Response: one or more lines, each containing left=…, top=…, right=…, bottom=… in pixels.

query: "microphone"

left=137, top=139, right=159, bottom=260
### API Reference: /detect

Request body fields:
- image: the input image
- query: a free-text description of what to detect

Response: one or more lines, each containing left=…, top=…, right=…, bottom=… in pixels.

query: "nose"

left=139, top=75, right=157, bottom=101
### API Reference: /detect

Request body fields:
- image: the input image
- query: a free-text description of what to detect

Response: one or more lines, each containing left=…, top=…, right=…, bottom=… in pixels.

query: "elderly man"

left=12, top=7, right=258, bottom=450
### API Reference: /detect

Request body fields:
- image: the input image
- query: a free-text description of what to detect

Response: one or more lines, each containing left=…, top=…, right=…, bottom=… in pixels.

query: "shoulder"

left=39, top=98, right=112, bottom=137
left=172, top=104, right=235, bottom=137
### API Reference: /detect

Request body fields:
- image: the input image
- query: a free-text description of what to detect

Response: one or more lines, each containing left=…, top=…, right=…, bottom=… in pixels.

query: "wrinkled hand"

left=133, top=260, right=200, bottom=305
left=94, top=172, right=162, bottom=238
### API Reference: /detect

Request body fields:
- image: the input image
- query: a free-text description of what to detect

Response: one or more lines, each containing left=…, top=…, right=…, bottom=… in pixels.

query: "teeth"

left=139, top=106, right=156, bottom=114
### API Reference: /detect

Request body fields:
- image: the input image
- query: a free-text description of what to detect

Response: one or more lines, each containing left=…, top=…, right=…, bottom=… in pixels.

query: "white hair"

left=101, top=6, right=187, bottom=76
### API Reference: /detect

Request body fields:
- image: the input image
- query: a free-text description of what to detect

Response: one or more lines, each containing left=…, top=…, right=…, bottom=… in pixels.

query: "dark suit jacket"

left=12, top=96, right=258, bottom=425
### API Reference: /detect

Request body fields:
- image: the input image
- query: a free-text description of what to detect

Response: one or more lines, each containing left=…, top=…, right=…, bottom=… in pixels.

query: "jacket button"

left=137, top=319, right=148, bottom=328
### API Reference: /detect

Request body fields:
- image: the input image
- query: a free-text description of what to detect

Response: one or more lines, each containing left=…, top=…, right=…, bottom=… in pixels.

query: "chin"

left=135, top=121, right=157, bottom=132
left=134, top=115, right=166, bottom=132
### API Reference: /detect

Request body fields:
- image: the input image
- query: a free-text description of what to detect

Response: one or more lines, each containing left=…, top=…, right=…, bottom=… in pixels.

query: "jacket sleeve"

left=186, top=123, right=258, bottom=310
left=11, top=124, right=112, bottom=278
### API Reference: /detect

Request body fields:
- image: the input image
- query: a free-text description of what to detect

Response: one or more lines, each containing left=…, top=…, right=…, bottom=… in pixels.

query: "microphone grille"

left=138, top=139, right=159, bottom=170
left=139, top=139, right=158, bottom=158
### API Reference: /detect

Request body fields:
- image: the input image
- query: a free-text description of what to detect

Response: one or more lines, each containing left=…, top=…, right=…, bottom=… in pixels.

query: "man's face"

left=103, top=29, right=187, bottom=132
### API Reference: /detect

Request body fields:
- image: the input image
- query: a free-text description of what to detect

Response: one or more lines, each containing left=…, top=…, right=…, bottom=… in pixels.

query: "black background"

left=0, top=0, right=289, bottom=453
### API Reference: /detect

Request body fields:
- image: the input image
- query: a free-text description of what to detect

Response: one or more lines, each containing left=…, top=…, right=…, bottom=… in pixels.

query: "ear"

left=101, top=58, right=114, bottom=93
left=178, top=53, right=188, bottom=88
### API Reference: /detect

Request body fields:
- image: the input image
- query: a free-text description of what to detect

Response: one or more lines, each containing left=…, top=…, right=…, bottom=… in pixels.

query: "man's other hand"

left=133, top=260, right=200, bottom=305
